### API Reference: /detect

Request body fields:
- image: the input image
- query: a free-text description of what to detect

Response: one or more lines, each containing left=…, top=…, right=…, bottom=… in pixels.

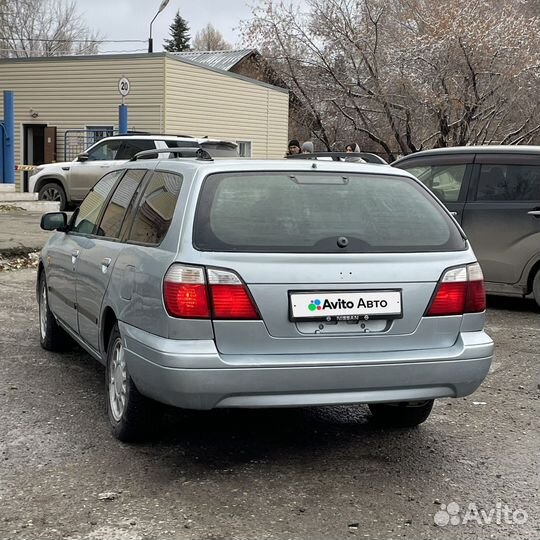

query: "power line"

left=0, top=38, right=147, bottom=43
left=0, top=47, right=149, bottom=54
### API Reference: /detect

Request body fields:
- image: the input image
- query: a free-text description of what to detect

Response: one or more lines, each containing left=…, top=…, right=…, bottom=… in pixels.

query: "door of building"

left=23, top=124, right=56, bottom=192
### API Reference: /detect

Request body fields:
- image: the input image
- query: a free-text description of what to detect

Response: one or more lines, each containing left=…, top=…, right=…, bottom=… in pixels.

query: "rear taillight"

left=464, top=263, right=486, bottom=313
left=207, top=268, right=259, bottom=319
left=163, top=265, right=210, bottom=318
left=163, top=264, right=259, bottom=320
left=426, top=263, right=486, bottom=317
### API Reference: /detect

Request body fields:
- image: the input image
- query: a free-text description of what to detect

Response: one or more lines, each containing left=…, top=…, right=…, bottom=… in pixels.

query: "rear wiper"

left=289, top=175, right=349, bottom=185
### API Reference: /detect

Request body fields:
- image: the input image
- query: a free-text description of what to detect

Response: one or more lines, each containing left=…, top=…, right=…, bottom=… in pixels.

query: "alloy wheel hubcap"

left=42, top=188, right=61, bottom=201
left=109, top=338, right=127, bottom=421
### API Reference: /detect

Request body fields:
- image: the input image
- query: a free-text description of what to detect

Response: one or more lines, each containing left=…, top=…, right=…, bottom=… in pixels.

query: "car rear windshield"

left=193, top=171, right=466, bottom=253
left=200, top=142, right=239, bottom=157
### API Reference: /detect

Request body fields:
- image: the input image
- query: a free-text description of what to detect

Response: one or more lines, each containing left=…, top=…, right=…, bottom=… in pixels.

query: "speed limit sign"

left=118, top=77, right=131, bottom=97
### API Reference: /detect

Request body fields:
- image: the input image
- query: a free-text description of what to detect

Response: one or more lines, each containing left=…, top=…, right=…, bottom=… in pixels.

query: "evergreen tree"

left=163, top=11, right=191, bottom=52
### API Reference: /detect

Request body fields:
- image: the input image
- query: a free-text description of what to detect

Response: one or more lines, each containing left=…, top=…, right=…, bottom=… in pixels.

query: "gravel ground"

left=0, top=252, right=39, bottom=272
left=0, top=212, right=53, bottom=254
left=0, top=269, right=538, bottom=540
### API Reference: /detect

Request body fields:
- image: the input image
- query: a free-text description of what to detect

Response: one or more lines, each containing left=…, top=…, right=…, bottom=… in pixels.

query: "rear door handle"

left=101, top=257, right=112, bottom=273
left=71, top=250, right=80, bottom=265
left=527, top=210, right=540, bottom=217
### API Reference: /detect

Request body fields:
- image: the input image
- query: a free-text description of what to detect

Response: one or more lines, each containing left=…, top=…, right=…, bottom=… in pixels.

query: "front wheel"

left=368, top=400, right=434, bottom=428
left=38, top=182, right=67, bottom=211
left=106, top=324, right=156, bottom=442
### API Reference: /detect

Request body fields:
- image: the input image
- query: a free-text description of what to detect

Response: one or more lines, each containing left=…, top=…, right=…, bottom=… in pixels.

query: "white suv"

left=29, top=134, right=239, bottom=210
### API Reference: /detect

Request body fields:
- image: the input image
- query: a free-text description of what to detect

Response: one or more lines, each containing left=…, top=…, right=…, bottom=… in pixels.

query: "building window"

left=237, top=141, right=252, bottom=157
left=86, top=125, right=114, bottom=144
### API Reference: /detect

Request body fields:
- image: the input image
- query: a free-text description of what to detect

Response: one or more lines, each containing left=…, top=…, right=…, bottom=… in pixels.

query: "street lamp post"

left=148, top=0, right=170, bottom=53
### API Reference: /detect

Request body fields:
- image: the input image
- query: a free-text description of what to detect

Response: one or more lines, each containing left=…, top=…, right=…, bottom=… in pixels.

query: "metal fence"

left=63, top=128, right=118, bottom=161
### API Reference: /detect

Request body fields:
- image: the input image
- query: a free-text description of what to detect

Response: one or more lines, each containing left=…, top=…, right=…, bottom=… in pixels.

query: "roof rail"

left=286, top=152, right=387, bottom=164
left=108, top=131, right=152, bottom=137
left=141, top=133, right=196, bottom=138
left=130, top=148, right=213, bottom=162
left=109, top=132, right=195, bottom=138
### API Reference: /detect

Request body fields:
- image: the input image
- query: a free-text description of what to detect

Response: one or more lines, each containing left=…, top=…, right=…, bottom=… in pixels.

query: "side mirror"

left=41, top=212, right=68, bottom=232
left=77, top=153, right=89, bottom=162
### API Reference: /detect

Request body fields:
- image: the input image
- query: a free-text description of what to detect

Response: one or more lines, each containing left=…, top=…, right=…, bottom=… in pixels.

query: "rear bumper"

left=120, top=322, right=494, bottom=410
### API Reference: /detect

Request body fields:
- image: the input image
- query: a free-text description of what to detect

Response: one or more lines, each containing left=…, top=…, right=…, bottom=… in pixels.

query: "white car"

left=29, top=134, right=239, bottom=210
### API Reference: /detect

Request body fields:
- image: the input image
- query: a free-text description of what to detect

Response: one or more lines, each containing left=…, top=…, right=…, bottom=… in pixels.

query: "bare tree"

left=0, top=0, right=101, bottom=58
left=394, top=0, right=540, bottom=149
left=192, top=23, right=232, bottom=51
left=242, top=0, right=540, bottom=159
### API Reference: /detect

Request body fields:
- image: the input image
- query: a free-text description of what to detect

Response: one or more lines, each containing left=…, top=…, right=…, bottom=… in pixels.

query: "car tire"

left=38, top=182, right=67, bottom=211
left=106, top=323, right=156, bottom=442
left=533, top=269, right=540, bottom=309
left=368, top=400, right=434, bottom=428
left=38, top=273, right=68, bottom=351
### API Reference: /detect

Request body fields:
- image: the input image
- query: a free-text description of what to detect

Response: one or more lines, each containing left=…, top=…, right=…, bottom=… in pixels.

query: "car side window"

left=165, top=140, right=199, bottom=148
left=87, top=140, right=123, bottom=161
left=72, top=170, right=123, bottom=235
left=128, top=171, right=183, bottom=245
left=115, top=140, right=157, bottom=160
left=405, top=164, right=468, bottom=203
left=97, top=169, right=147, bottom=239
left=476, top=164, right=540, bottom=202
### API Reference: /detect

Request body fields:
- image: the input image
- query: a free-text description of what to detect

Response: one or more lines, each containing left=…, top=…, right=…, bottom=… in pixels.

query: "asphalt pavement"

left=0, top=269, right=538, bottom=540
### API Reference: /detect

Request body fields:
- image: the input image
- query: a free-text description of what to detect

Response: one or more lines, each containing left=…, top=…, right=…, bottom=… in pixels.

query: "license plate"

left=289, top=290, right=402, bottom=321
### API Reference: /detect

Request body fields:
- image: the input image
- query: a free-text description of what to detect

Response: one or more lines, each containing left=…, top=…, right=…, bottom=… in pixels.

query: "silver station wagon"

left=38, top=154, right=494, bottom=441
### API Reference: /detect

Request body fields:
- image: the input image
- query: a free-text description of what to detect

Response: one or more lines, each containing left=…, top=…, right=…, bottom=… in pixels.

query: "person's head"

left=288, top=139, right=301, bottom=155
left=345, top=143, right=359, bottom=153
left=301, top=141, right=314, bottom=154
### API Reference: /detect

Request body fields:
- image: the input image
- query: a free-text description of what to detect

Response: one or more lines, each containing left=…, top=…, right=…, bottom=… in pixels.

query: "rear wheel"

left=369, top=400, right=434, bottom=428
left=533, top=270, right=540, bottom=309
left=38, top=182, right=67, bottom=211
left=39, top=273, right=69, bottom=351
left=106, top=324, right=156, bottom=442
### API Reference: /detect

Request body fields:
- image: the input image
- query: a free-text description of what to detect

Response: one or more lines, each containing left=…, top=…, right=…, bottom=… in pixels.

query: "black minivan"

left=393, top=146, right=540, bottom=307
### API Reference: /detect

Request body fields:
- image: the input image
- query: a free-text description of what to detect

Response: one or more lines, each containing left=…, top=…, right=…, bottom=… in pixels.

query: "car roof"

left=394, top=145, right=540, bottom=162
left=100, top=134, right=235, bottom=144
left=124, top=158, right=413, bottom=179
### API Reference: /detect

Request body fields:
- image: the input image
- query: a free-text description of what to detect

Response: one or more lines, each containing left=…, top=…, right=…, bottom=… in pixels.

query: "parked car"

left=29, top=134, right=239, bottom=210
left=393, top=146, right=540, bottom=307
left=38, top=154, right=493, bottom=441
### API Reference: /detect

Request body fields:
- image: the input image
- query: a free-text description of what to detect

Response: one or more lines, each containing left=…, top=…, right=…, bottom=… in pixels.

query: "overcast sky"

left=76, top=0, right=258, bottom=53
